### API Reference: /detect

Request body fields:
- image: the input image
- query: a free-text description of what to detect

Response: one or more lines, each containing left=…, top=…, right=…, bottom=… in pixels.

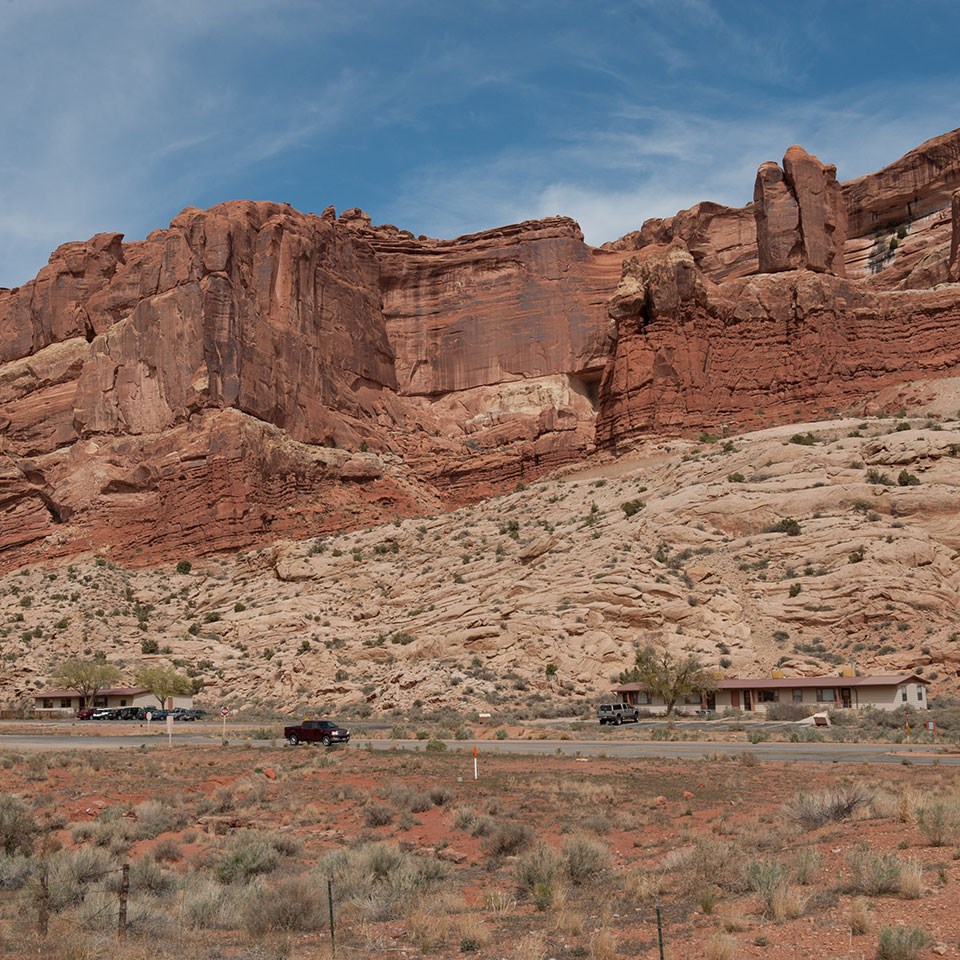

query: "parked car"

left=115, top=707, right=150, bottom=720
left=76, top=708, right=94, bottom=720
left=597, top=703, right=640, bottom=725
left=90, top=707, right=119, bottom=720
left=283, top=719, right=350, bottom=746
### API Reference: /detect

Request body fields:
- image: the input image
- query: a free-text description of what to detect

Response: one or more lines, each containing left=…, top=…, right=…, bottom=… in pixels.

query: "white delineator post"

left=473, top=744, right=478, bottom=781
left=221, top=705, right=229, bottom=741
left=166, top=713, right=173, bottom=747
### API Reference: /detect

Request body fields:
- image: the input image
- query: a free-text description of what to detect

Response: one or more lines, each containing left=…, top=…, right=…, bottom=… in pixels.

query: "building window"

left=815, top=688, right=836, bottom=702
left=42, top=698, right=53, bottom=709
left=636, top=692, right=652, bottom=705
left=94, top=697, right=107, bottom=707
left=901, top=688, right=907, bottom=702
left=917, top=687, right=924, bottom=700
left=59, top=698, right=72, bottom=708
left=120, top=699, right=127, bottom=706
left=792, top=689, right=803, bottom=703
left=757, top=690, right=778, bottom=703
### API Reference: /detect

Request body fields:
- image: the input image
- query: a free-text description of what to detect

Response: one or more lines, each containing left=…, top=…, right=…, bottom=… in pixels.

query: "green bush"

left=765, top=518, right=802, bottom=536
left=727, top=472, right=745, bottom=483
left=790, top=432, right=817, bottom=445
left=876, top=926, right=930, bottom=960
left=621, top=499, right=644, bottom=517
left=897, top=470, right=920, bottom=487
left=213, top=834, right=281, bottom=884
left=844, top=844, right=902, bottom=895
left=176, top=560, right=192, bottom=575
left=0, top=795, right=38, bottom=856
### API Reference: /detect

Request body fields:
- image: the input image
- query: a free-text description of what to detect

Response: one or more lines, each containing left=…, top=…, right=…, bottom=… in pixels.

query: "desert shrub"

left=243, top=874, right=329, bottom=934
left=429, top=786, right=456, bottom=806
left=844, top=844, right=902, bottom=895
left=784, top=783, right=875, bottom=830
left=742, top=857, right=786, bottom=904
left=364, top=804, right=395, bottom=827
left=514, top=843, right=564, bottom=895
left=106, top=857, right=177, bottom=897
left=152, top=837, right=182, bottom=862
left=791, top=847, right=821, bottom=885
left=213, top=834, right=281, bottom=884
left=916, top=802, right=957, bottom=846
left=876, top=925, right=931, bottom=960
left=386, top=783, right=434, bottom=813
left=764, top=517, right=801, bottom=536
left=765, top=702, right=811, bottom=722
left=315, top=842, right=448, bottom=921
left=134, top=798, right=186, bottom=839
left=176, top=560, right=192, bottom=575
left=0, top=794, right=38, bottom=856
left=182, top=877, right=241, bottom=929
left=0, top=853, right=33, bottom=890
left=621, top=499, right=644, bottom=517
left=425, top=737, right=447, bottom=752
left=898, top=858, right=924, bottom=899
left=562, top=836, right=611, bottom=885
left=45, top=847, right=112, bottom=911
left=790, top=432, right=817, bottom=445
left=727, top=472, right=745, bottom=483
left=483, top=822, right=534, bottom=857
left=897, top=470, right=920, bottom=487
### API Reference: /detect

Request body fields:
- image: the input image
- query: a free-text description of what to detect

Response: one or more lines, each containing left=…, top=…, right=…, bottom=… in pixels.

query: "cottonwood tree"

left=50, top=658, right=122, bottom=708
left=619, top=645, right=716, bottom=716
left=136, top=665, right=192, bottom=710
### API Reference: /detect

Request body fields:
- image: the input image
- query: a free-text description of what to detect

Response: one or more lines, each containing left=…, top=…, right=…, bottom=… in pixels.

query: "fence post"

left=118, top=863, right=129, bottom=941
left=327, top=876, right=336, bottom=960
left=655, top=899, right=665, bottom=960
left=37, top=862, right=49, bottom=939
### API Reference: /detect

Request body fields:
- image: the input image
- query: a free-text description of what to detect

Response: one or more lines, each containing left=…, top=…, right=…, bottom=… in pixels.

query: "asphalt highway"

left=0, top=732, right=956, bottom=765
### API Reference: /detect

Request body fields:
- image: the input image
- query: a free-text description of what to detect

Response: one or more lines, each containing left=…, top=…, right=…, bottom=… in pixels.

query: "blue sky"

left=1, top=0, right=957, bottom=287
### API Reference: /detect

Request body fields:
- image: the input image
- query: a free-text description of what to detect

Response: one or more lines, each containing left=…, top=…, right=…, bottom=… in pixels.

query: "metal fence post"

left=118, top=863, right=129, bottom=940
left=37, top=863, right=49, bottom=939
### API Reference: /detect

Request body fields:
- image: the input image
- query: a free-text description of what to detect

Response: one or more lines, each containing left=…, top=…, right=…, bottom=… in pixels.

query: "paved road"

left=0, top=732, right=956, bottom=764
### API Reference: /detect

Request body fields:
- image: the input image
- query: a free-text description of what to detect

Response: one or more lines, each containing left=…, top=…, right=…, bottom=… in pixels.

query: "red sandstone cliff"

left=4, top=131, right=960, bottom=569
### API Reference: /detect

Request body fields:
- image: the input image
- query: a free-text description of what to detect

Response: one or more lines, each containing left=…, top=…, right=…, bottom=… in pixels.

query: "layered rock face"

left=5, top=131, right=960, bottom=569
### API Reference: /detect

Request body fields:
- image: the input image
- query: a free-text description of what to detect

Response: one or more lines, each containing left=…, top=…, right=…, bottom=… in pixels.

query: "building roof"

left=614, top=674, right=930, bottom=693
left=34, top=687, right=149, bottom=699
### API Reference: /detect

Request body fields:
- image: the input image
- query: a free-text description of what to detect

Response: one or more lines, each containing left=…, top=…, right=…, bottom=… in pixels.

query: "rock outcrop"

left=950, top=190, right=960, bottom=282
left=754, top=146, right=846, bottom=275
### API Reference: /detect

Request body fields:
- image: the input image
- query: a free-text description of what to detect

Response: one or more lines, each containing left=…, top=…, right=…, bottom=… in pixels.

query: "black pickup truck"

left=283, top=719, right=350, bottom=746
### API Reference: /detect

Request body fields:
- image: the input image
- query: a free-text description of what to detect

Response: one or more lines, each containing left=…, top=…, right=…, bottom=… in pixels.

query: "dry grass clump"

left=783, top=783, right=874, bottom=830
left=704, top=932, right=738, bottom=960
left=363, top=803, right=395, bottom=827
left=849, top=895, right=872, bottom=935
left=897, top=858, right=924, bottom=900
left=133, top=799, right=187, bottom=839
left=456, top=915, right=491, bottom=953
left=590, top=925, right=617, bottom=960
left=513, top=932, right=547, bottom=960
left=790, top=847, right=822, bottom=885
left=213, top=833, right=283, bottom=884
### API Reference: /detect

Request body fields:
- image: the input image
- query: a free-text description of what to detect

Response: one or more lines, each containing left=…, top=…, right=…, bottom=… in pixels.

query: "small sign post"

left=165, top=713, right=173, bottom=747
left=221, top=705, right=229, bottom=742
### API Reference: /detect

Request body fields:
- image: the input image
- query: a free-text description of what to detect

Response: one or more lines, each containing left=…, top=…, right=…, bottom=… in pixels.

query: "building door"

left=841, top=688, right=852, bottom=709
left=731, top=690, right=740, bottom=709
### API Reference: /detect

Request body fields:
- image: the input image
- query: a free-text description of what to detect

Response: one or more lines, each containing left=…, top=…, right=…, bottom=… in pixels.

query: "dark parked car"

left=283, top=719, right=350, bottom=746
left=76, top=708, right=94, bottom=720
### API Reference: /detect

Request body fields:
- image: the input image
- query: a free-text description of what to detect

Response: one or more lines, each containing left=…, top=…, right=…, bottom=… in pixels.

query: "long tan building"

left=613, top=674, right=931, bottom=714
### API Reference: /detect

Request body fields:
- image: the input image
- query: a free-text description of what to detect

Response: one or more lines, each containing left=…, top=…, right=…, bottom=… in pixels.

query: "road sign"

left=220, top=706, right=229, bottom=717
